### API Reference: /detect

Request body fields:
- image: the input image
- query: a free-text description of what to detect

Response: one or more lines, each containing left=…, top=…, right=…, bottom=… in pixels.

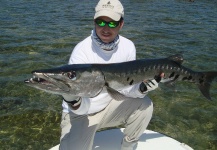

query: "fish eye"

left=67, top=71, right=76, bottom=80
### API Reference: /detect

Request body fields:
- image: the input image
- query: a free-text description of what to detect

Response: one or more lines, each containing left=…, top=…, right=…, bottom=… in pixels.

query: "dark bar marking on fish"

left=199, top=75, right=205, bottom=84
left=169, top=72, right=175, bottom=78
left=129, top=79, right=134, bottom=85
left=174, top=74, right=180, bottom=81
left=144, top=68, right=148, bottom=72
left=199, top=79, right=204, bottom=84
left=127, top=77, right=130, bottom=81
left=188, top=76, right=192, bottom=80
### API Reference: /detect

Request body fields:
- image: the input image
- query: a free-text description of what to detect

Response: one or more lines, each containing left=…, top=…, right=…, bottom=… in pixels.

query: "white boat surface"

left=50, top=128, right=193, bottom=150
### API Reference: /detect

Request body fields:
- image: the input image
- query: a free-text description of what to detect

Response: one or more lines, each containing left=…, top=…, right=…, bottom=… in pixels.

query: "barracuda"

left=24, top=54, right=217, bottom=100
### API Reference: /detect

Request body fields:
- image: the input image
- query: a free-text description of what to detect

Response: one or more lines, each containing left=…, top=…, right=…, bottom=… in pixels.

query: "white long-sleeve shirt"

left=62, top=35, right=146, bottom=115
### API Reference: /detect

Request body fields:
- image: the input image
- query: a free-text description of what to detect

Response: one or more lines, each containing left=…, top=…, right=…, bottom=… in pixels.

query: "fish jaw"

left=24, top=72, right=71, bottom=95
left=24, top=69, right=105, bottom=97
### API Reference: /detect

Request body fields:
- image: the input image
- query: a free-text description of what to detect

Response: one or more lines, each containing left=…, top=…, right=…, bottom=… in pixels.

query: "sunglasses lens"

left=95, top=20, right=106, bottom=27
left=108, top=22, right=119, bottom=28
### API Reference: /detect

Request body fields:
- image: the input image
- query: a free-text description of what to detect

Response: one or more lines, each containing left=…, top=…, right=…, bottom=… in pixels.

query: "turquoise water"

left=0, top=0, right=217, bottom=149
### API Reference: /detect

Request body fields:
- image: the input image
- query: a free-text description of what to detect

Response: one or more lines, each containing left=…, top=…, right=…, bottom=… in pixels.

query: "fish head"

left=24, top=64, right=105, bottom=97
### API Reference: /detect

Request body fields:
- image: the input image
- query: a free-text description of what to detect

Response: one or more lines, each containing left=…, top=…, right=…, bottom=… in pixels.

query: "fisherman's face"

left=94, top=16, right=124, bottom=43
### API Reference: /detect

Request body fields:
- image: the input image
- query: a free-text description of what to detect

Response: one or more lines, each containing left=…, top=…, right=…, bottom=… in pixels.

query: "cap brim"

left=94, top=10, right=121, bottom=21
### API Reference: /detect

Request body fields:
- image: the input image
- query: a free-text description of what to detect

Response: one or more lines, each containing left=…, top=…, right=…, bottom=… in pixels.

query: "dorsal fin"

left=167, top=54, right=184, bottom=64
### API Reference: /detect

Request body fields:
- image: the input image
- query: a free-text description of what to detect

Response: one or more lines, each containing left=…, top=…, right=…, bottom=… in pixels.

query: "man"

left=60, top=0, right=160, bottom=150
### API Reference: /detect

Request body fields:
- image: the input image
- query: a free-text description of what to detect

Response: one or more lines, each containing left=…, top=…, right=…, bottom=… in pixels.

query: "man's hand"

left=139, top=73, right=164, bottom=93
left=139, top=79, right=158, bottom=93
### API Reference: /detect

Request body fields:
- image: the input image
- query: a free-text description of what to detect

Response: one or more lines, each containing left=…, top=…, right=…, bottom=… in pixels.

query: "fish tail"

left=198, top=72, right=217, bottom=100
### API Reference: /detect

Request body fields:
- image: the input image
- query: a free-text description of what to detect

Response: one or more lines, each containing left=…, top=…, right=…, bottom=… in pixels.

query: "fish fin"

left=198, top=72, right=217, bottom=100
left=168, top=54, right=184, bottom=64
left=106, top=86, right=132, bottom=101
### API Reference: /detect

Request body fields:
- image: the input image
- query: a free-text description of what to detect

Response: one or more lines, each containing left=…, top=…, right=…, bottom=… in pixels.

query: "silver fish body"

left=24, top=54, right=217, bottom=100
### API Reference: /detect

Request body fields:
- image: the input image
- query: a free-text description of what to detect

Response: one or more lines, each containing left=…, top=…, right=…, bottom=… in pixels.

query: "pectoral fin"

left=106, top=86, right=134, bottom=101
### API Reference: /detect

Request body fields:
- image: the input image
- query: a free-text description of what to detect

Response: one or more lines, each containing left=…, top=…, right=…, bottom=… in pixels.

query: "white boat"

left=50, top=128, right=193, bottom=150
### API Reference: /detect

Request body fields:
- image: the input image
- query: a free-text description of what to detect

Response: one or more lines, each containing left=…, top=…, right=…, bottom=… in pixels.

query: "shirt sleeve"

left=120, top=83, right=147, bottom=98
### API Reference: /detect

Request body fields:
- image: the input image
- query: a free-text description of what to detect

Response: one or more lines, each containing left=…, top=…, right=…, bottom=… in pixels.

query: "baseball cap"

left=94, top=0, right=124, bottom=21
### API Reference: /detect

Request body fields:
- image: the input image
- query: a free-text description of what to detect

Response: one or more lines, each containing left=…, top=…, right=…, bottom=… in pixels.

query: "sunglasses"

left=95, top=19, right=120, bottom=28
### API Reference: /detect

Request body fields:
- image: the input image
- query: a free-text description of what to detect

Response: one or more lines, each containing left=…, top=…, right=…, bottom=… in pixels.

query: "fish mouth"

left=24, top=73, right=70, bottom=93
left=25, top=73, right=53, bottom=85
left=25, top=75, right=49, bottom=84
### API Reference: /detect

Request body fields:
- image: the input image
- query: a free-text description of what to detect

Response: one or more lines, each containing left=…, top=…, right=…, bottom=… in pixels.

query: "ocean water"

left=0, top=0, right=217, bottom=150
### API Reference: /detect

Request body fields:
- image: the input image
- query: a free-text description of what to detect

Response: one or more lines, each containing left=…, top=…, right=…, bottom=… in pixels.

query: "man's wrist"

left=63, top=97, right=81, bottom=110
